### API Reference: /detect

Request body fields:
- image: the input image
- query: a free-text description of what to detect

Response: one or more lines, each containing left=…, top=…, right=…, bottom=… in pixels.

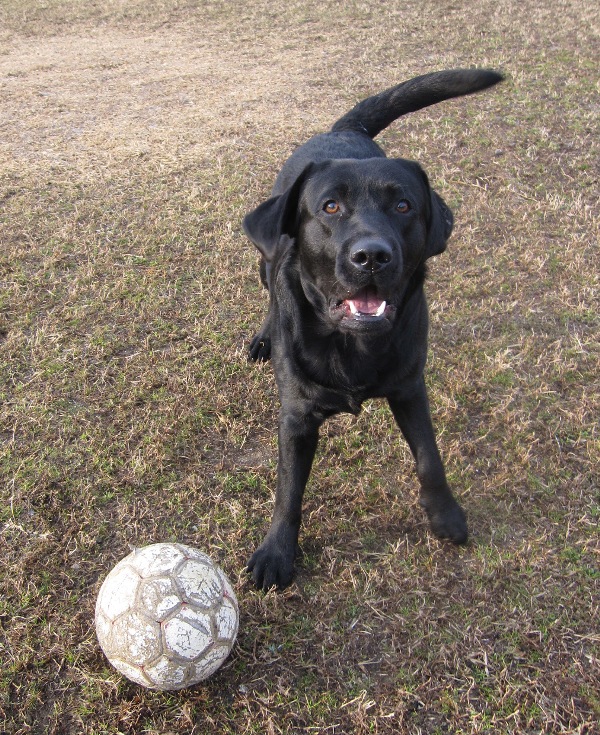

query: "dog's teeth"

left=346, top=299, right=386, bottom=317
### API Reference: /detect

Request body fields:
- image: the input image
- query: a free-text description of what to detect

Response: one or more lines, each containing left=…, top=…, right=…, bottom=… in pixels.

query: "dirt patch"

left=1, top=2, right=598, bottom=734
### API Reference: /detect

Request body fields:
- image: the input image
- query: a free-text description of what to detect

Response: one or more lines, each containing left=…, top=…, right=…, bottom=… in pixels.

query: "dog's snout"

left=349, top=239, right=393, bottom=272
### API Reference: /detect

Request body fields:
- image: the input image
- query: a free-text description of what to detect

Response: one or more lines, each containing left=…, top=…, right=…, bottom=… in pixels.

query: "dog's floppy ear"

left=413, top=163, right=454, bottom=258
left=399, top=160, right=454, bottom=259
left=426, top=189, right=454, bottom=258
left=242, top=164, right=314, bottom=261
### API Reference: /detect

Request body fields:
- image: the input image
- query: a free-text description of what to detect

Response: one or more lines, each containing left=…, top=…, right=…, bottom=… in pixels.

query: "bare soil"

left=1, top=1, right=598, bottom=733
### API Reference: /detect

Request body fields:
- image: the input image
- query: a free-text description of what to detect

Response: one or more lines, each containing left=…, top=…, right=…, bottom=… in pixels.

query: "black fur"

left=243, top=68, right=503, bottom=590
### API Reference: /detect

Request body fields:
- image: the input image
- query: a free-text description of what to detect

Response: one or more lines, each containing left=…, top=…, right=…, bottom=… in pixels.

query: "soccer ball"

left=95, top=543, right=239, bottom=690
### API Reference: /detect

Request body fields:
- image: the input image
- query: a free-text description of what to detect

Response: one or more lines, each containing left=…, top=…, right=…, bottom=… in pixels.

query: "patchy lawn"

left=0, top=1, right=598, bottom=733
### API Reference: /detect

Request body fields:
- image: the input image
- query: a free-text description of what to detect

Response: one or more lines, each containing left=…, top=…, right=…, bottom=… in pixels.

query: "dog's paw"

left=247, top=540, right=296, bottom=591
left=421, top=496, right=468, bottom=545
left=249, top=332, right=272, bottom=362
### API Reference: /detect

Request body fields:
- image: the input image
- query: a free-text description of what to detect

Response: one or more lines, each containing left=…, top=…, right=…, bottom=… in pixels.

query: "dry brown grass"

left=1, top=1, right=598, bottom=733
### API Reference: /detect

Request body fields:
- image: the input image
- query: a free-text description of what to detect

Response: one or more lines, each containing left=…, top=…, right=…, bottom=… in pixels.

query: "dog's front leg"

left=388, top=379, right=468, bottom=544
left=248, top=406, right=321, bottom=590
left=248, top=311, right=272, bottom=362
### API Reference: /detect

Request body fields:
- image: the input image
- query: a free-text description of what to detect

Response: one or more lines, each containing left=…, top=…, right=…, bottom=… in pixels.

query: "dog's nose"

left=349, top=239, right=393, bottom=272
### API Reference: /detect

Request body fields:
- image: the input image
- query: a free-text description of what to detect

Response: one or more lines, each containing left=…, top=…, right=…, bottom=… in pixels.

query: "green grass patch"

left=1, top=2, right=598, bottom=734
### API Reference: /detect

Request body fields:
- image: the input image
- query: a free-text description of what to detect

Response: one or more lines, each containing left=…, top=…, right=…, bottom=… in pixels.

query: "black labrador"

left=243, top=68, right=503, bottom=590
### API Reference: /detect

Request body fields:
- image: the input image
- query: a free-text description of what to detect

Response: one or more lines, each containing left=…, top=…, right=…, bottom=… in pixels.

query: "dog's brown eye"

left=323, top=200, right=340, bottom=214
left=396, top=199, right=411, bottom=213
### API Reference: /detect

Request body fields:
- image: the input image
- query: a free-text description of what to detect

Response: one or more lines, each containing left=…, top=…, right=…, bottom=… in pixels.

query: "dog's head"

left=243, top=158, right=453, bottom=335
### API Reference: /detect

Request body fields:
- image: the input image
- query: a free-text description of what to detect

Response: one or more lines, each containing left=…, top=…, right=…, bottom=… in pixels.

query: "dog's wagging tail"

left=243, top=68, right=504, bottom=591
left=331, top=68, right=503, bottom=138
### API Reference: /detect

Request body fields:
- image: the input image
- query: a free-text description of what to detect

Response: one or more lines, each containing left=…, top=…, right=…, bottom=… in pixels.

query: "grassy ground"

left=0, top=1, right=598, bottom=733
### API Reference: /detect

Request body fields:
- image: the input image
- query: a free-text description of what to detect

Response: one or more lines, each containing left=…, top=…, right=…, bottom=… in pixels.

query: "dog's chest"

left=292, top=334, right=416, bottom=410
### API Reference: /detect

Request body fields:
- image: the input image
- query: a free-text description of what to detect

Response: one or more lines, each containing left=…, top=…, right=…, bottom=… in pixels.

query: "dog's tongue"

left=347, top=288, right=386, bottom=317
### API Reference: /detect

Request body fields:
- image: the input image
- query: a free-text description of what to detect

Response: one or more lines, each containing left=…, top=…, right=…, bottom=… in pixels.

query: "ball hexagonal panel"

left=108, top=658, right=153, bottom=688
left=111, top=610, right=162, bottom=666
left=96, top=563, right=140, bottom=620
left=191, top=645, right=232, bottom=681
left=215, top=598, right=238, bottom=641
left=162, top=605, right=213, bottom=661
left=128, top=543, right=187, bottom=577
left=144, top=655, right=190, bottom=690
left=138, top=576, right=181, bottom=621
left=176, top=559, right=223, bottom=608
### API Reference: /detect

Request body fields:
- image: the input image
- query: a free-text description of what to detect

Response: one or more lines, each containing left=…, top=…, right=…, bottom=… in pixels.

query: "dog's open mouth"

left=345, top=288, right=387, bottom=317
left=330, top=286, right=394, bottom=328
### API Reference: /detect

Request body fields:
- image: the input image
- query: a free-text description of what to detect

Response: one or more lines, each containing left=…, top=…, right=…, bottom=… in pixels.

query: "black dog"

left=243, top=69, right=503, bottom=590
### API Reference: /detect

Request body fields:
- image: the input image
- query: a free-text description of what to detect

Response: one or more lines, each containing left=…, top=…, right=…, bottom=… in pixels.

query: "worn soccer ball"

left=95, top=543, right=239, bottom=690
